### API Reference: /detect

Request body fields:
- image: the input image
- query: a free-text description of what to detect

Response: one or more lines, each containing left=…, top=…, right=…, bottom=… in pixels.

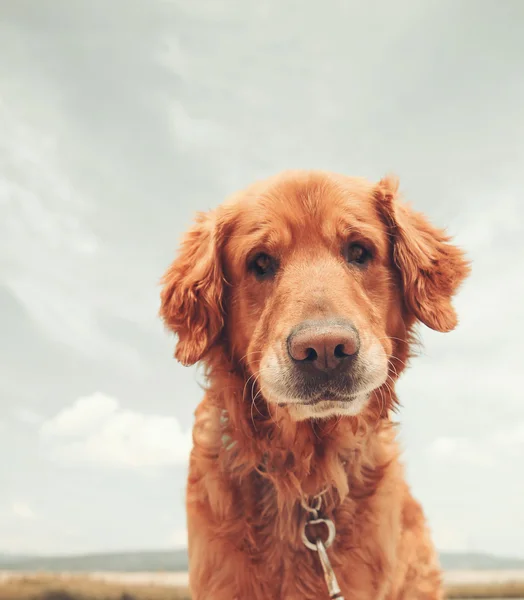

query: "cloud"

left=168, top=527, right=188, bottom=549
left=12, top=502, right=35, bottom=520
left=40, top=392, right=192, bottom=469
left=428, top=421, right=524, bottom=467
left=155, top=34, right=187, bottom=79
left=432, top=524, right=471, bottom=553
left=428, top=437, right=495, bottom=468
left=12, top=407, right=44, bottom=426
left=0, top=91, right=143, bottom=369
left=170, top=101, right=229, bottom=150
left=452, top=190, right=521, bottom=253
left=491, top=422, right=524, bottom=453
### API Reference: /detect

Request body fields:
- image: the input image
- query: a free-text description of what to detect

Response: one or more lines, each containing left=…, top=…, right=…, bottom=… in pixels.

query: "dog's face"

left=161, top=171, right=469, bottom=421
left=221, top=176, right=396, bottom=421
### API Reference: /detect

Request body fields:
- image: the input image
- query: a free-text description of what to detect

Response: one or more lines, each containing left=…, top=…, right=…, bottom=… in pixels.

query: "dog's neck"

left=201, top=364, right=399, bottom=510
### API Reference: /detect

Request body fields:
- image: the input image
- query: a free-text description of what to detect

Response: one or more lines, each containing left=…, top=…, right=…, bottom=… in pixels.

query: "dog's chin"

left=259, top=377, right=378, bottom=421
left=269, top=392, right=370, bottom=421
left=286, top=395, right=370, bottom=421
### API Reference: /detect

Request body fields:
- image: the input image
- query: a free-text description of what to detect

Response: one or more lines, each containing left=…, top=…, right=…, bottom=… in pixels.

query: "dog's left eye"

left=249, top=253, right=278, bottom=279
left=345, top=243, right=372, bottom=266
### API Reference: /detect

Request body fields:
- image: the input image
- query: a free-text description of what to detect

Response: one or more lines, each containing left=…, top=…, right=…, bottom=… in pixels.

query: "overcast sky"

left=0, top=0, right=523, bottom=558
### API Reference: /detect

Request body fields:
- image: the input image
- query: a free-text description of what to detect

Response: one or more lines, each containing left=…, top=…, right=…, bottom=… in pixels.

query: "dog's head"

left=160, top=171, right=469, bottom=421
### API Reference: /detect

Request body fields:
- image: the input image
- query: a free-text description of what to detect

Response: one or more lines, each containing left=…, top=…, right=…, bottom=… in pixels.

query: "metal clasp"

left=301, top=517, right=336, bottom=551
left=301, top=492, right=345, bottom=600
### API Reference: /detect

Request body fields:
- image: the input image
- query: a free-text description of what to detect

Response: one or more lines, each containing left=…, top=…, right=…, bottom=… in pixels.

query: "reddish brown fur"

left=160, top=171, right=470, bottom=599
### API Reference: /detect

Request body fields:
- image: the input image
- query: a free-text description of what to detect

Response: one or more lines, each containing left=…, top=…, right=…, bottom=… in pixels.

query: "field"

left=2, top=572, right=524, bottom=599
left=0, top=574, right=189, bottom=600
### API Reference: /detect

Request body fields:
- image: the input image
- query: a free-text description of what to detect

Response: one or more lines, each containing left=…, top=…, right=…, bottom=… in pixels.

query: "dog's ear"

left=375, top=175, right=470, bottom=332
left=159, top=211, right=225, bottom=366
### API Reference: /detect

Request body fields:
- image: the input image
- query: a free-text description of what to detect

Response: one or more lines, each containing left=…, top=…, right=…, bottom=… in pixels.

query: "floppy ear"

left=159, top=211, right=225, bottom=366
left=376, top=175, right=470, bottom=332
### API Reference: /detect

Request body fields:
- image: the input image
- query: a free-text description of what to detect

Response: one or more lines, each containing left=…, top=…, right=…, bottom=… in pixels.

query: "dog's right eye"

left=249, top=253, right=278, bottom=280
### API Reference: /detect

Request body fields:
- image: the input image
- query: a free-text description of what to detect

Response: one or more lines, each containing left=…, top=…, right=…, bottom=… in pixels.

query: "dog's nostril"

left=305, top=348, right=318, bottom=361
left=334, top=344, right=347, bottom=359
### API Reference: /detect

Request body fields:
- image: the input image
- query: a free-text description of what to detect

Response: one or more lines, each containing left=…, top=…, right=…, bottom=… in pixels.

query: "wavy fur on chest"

left=186, top=371, right=408, bottom=599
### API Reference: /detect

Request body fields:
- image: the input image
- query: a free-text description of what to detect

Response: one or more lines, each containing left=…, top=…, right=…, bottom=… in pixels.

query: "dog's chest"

left=236, top=482, right=381, bottom=599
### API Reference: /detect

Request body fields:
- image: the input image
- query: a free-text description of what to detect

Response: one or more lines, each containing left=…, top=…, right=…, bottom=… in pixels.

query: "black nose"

left=287, top=319, right=360, bottom=373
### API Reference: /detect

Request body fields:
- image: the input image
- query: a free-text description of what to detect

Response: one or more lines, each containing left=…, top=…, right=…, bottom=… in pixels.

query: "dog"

left=160, top=170, right=470, bottom=599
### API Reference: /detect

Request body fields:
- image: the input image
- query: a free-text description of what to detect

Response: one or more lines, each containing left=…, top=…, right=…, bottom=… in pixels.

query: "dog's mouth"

left=265, top=367, right=388, bottom=420
left=276, top=385, right=368, bottom=408
left=259, top=340, right=389, bottom=418
left=279, top=372, right=371, bottom=404
left=296, top=388, right=359, bottom=404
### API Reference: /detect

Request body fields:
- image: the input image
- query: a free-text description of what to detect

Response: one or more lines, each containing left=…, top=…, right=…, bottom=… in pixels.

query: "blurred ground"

left=0, top=574, right=189, bottom=600
left=2, top=572, right=524, bottom=599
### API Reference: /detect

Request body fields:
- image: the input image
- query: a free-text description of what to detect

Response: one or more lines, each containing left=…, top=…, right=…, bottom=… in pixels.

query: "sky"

left=0, top=0, right=523, bottom=558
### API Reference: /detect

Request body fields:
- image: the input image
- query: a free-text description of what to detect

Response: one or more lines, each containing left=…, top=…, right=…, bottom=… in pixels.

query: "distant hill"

left=439, top=551, right=524, bottom=571
left=0, top=549, right=188, bottom=572
left=1, top=549, right=523, bottom=573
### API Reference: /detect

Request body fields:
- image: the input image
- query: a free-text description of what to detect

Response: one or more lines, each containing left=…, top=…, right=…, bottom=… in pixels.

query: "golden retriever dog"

left=160, top=171, right=469, bottom=600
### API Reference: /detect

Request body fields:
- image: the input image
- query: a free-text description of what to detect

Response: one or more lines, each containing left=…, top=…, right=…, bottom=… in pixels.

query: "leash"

left=301, top=491, right=345, bottom=600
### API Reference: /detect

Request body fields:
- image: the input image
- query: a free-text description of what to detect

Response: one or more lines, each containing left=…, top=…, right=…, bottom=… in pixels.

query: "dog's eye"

left=249, top=253, right=277, bottom=279
left=345, top=243, right=372, bottom=266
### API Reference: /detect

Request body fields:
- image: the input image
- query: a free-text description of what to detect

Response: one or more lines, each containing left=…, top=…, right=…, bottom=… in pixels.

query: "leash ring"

left=301, top=517, right=336, bottom=552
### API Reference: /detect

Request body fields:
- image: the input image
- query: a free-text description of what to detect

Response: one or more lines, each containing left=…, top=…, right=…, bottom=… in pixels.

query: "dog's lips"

left=260, top=347, right=389, bottom=408
left=277, top=389, right=360, bottom=406
left=302, top=390, right=358, bottom=404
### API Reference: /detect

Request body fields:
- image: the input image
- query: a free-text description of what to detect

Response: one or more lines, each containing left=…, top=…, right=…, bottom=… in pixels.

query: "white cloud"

left=40, top=393, right=192, bottom=469
left=41, top=393, right=119, bottom=438
left=451, top=189, right=521, bottom=253
left=12, top=407, right=44, bottom=426
left=155, top=34, right=187, bottom=78
left=491, top=422, right=524, bottom=454
left=428, top=436, right=495, bottom=468
left=12, top=502, right=35, bottom=520
left=432, top=524, right=471, bottom=553
left=428, top=421, right=524, bottom=468
left=170, top=101, right=229, bottom=150
left=0, top=93, right=142, bottom=368
left=168, top=527, right=188, bottom=549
